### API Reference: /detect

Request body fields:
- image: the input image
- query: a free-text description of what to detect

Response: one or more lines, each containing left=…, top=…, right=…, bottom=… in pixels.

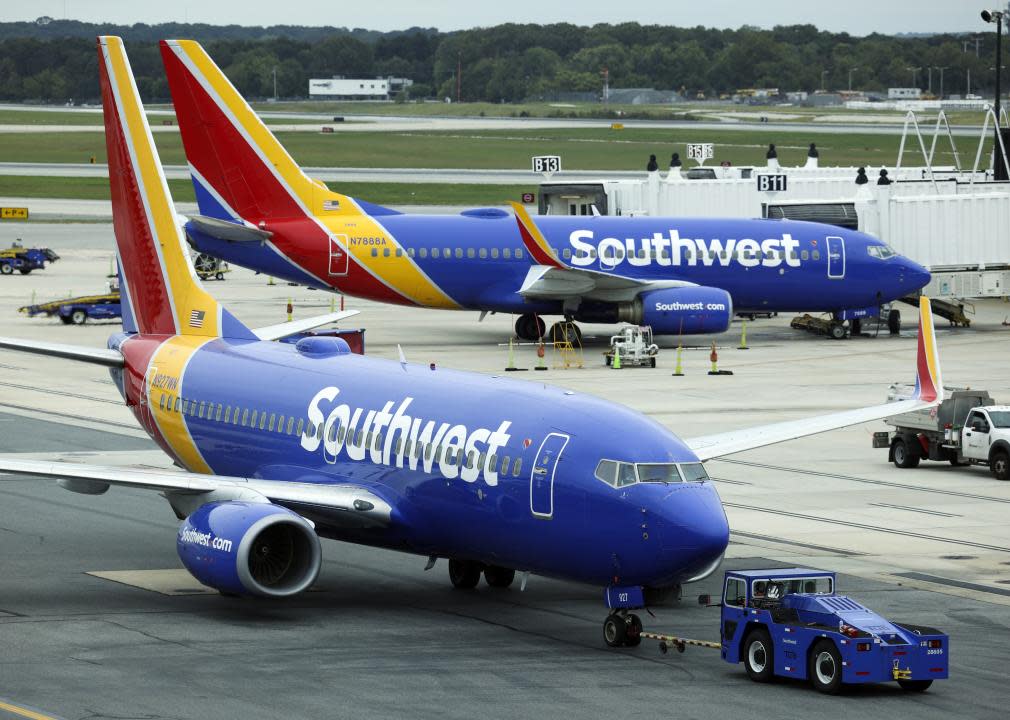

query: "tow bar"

left=640, top=632, right=721, bottom=654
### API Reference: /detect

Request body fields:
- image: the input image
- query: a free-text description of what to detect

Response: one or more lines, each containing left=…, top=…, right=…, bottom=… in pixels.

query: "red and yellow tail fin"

left=160, top=38, right=352, bottom=223
left=98, top=36, right=254, bottom=340
left=509, top=202, right=565, bottom=268
left=914, top=296, right=943, bottom=403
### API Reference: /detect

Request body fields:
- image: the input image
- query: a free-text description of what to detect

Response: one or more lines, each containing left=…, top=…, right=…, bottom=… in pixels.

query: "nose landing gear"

left=603, top=611, right=643, bottom=647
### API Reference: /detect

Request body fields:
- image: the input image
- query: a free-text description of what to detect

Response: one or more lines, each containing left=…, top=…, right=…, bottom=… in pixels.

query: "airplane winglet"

left=509, top=202, right=565, bottom=269
left=913, top=296, right=943, bottom=403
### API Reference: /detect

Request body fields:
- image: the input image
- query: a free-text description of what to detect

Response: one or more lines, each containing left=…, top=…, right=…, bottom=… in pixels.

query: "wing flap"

left=253, top=310, right=360, bottom=342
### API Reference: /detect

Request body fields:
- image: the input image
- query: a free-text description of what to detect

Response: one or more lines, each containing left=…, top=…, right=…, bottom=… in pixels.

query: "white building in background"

left=888, top=87, right=922, bottom=100
left=308, top=77, right=413, bottom=100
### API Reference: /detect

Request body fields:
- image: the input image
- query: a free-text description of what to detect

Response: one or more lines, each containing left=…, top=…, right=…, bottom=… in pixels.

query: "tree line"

left=0, top=19, right=996, bottom=104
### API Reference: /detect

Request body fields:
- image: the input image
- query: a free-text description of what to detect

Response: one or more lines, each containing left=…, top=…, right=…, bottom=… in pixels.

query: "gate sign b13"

left=532, top=155, right=561, bottom=175
left=686, top=143, right=714, bottom=164
left=757, top=174, right=787, bottom=192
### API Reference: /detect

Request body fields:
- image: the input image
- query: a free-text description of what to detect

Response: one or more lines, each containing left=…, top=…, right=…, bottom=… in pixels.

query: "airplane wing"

left=510, top=202, right=693, bottom=302
left=253, top=310, right=360, bottom=341
left=685, top=296, right=942, bottom=461
left=0, top=458, right=392, bottom=528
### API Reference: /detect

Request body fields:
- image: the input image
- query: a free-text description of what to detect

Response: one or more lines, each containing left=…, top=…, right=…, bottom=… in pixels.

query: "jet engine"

left=177, top=501, right=321, bottom=597
left=635, top=287, right=733, bottom=335
left=574, top=286, right=733, bottom=335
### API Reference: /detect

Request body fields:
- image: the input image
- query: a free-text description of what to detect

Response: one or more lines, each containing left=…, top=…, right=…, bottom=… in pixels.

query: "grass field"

left=0, top=175, right=534, bottom=207
left=0, top=125, right=968, bottom=170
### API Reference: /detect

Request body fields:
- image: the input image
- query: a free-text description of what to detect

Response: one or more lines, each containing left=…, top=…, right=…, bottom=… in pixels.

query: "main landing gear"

left=447, top=558, right=516, bottom=589
left=515, top=314, right=584, bottom=345
left=514, top=313, right=546, bottom=341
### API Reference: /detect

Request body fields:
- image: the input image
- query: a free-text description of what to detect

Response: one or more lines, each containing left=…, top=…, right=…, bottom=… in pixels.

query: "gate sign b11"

left=686, top=143, right=714, bottom=165
left=532, top=155, right=562, bottom=175
left=757, top=174, right=787, bottom=192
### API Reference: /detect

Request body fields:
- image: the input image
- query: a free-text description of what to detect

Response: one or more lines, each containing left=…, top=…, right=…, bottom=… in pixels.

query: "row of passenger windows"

left=155, top=394, right=525, bottom=477
left=594, top=460, right=710, bottom=488
left=372, top=246, right=527, bottom=260
left=371, top=246, right=822, bottom=262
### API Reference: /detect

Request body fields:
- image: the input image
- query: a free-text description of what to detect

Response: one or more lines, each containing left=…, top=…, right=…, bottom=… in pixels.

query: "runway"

left=0, top=222, right=1008, bottom=719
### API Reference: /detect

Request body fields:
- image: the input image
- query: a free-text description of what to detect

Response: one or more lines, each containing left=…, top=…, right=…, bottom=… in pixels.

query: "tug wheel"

left=447, top=559, right=481, bottom=589
left=809, top=639, right=844, bottom=694
left=0, top=264, right=12, bottom=275
left=70, top=309, right=87, bottom=325
left=18, top=267, right=31, bottom=275
left=603, top=614, right=627, bottom=648
left=898, top=680, right=933, bottom=692
left=743, top=628, right=775, bottom=683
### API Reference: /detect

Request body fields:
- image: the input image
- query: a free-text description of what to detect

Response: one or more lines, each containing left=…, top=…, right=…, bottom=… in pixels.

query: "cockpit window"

left=637, top=463, right=681, bottom=483
left=679, top=463, right=710, bottom=482
left=594, top=460, right=709, bottom=487
left=867, top=244, right=897, bottom=259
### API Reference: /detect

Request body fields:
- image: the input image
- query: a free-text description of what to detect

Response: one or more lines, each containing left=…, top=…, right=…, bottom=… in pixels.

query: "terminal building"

left=308, top=76, right=413, bottom=100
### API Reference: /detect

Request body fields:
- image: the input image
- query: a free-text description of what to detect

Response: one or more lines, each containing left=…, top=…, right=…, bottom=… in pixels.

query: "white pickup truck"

left=873, top=387, right=1010, bottom=480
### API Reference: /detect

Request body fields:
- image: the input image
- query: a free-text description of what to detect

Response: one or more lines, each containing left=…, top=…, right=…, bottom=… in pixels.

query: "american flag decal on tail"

left=189, top=309, right=206, bottom=328
left=323, top=199, right=340, bottom=211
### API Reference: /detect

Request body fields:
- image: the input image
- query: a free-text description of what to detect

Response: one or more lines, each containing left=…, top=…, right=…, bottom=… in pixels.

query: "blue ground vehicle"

left=0, top=244, right=59, bottom=275
left=721, top=568, right=948, bottom=694
left=20, top=291, right=121, bottom=325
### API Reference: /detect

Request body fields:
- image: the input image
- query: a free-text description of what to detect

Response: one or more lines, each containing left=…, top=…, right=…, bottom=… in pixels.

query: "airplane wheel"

left=515, top=314, right=547, bottom=341
left=483, top=565, right=515, bottom=588
left=549, top=321, right=580, bottom=345
left=625, top=614, right=643, bottom=647
left=888, top=309, right=901, bottom=335
left=70, top=309, right=87, bottom=325
left=603, top=614, right=627, bottom=648
left=892, top=439, right=920, bottom=469
left=448, top=559, right=481, bottom=589
left=743, top=628, right=774, bottom=683
left=809, top=640, right=843, bottom=694
left=898, top=680, right=933, bottom=692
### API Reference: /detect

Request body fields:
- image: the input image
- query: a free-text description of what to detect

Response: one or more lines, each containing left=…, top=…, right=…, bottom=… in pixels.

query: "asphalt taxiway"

left=0, top=222, right=1008, bottom=719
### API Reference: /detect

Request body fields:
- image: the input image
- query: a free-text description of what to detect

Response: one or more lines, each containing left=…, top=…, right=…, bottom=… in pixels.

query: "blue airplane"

left=162, top=39, right=930, bottom=343
left=0, top=37, right=944, bottom=646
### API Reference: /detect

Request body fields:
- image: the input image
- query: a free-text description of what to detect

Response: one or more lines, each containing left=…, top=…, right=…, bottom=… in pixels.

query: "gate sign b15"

left=686, top=143, right=714, bottom=164
left=532, top=155, right=561, bottom=175
left=757, top=174, right=787, bottom=192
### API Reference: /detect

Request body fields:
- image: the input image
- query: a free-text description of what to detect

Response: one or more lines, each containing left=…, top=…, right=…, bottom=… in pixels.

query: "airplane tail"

left=98, top=36, right=255, bottom=340
left=913, top=296, right=943, bottom=403
left=160, top=39, right=361, bottom=224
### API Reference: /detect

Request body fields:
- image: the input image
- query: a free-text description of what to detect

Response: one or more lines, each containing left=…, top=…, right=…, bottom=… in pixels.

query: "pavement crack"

left=102, top=619, right=192, bottom=649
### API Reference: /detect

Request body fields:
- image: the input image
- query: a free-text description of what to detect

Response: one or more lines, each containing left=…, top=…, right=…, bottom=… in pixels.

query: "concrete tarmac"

left=0, top=223, right=1008, bottom=719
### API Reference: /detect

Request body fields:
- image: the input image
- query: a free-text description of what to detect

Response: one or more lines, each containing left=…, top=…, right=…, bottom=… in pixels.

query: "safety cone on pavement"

left=738, top=321, right=749, bottom=350
left=672, top=344, right=684, bottom=376
left=535, top=341, right=547, bottom=371
left=708, top=341, right=734, bottom=376
left=505, top=338, right=524, bottom=371
left=612, top=344, right=622, bottom=369
left=286, top=298, right=293, bottom=322
left=268, top=276, right=276, bottom=286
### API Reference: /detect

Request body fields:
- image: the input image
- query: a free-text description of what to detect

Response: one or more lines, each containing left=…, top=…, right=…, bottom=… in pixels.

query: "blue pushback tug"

left=720, top=568, right=948, bottom=694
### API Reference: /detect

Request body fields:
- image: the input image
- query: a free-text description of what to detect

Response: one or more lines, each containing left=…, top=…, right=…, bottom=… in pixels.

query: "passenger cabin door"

left=530, top=432, right=569, bottom=519
left=329, top=234, right=349, bottom=276
left=826, top=236, right=845, bottom=279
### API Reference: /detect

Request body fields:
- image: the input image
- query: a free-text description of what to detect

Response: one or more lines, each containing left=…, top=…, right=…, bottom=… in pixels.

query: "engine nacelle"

left=177, top=501, right=321, bottom=598
left=635, top=287, right=733, bottom=335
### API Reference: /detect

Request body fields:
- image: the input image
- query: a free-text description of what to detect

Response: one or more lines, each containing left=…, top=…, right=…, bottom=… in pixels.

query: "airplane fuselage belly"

left=190, top=213, right=916, bottom=320
left=115, top=333, right=723, bottom=587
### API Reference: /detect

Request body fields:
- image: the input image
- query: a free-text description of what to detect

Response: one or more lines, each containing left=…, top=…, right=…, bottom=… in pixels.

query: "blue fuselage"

left=112, top=332, right=729, bottom=588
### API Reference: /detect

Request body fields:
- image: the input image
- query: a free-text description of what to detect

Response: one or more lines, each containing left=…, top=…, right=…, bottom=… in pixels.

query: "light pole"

left=935, top=66, right=949, bottom=98
left=983, top=9, right=1006, bottom=178
left=848, top=67, right=859, bottom=92
left=821, top=69, right=829, bottom=91
left=907, top=66, right=922, bottom=87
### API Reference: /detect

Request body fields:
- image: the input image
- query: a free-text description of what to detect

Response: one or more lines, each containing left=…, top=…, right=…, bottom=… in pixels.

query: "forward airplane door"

left=530, top=432, right=569, bottom=519
left=826, top=236, right=845, bottom=279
